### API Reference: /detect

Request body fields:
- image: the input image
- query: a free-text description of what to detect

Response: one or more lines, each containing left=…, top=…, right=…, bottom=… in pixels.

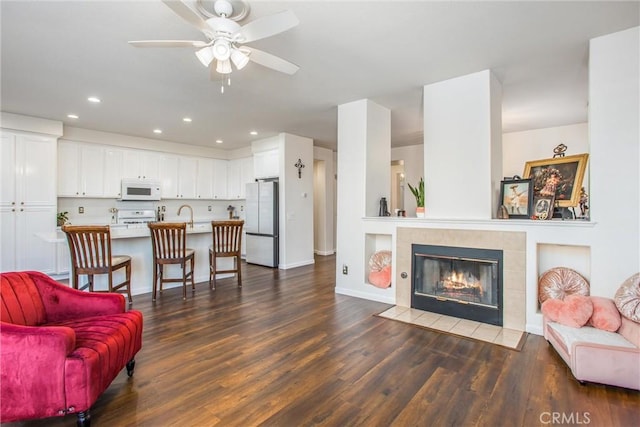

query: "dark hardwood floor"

left=4, top=255, right=639, bottom=427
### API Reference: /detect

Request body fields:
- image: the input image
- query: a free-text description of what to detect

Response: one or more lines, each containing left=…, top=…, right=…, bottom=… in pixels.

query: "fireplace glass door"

left=412, top=244, right=503, bottom=325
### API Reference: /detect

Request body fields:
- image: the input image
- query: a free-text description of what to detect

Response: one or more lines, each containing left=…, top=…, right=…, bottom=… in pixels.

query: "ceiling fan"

left=129, top=0, right=299, bottom=76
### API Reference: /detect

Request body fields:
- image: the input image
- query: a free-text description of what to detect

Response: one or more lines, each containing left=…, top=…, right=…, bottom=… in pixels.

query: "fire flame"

left=442, top=270, right=483, bottom=296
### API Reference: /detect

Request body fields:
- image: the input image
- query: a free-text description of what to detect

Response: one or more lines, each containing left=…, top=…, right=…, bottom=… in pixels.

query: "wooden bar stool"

left=148, top=222, right=195, bottom=301
left=62, top=225, right=133, bottom=304
left=209, top=220, right=244, bottom=290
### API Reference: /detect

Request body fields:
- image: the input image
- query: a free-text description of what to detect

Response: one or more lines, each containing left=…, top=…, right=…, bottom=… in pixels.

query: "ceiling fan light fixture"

left=216, top=59, right=232, bottom=74
left=230, top=48, right=250, bottom=70
left=195, top=46, right=215, bottom=67
left=213, top=39, right=231, bottom=61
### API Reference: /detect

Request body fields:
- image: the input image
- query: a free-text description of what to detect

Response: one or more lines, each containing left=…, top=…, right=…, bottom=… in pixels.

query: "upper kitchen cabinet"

left=104, top=147, right=124, bottom=198
left=122, top=149, right=160, bottom=181
left=196, top=158, right=214, bottom=199
left=212, top=159, right=228, bottom=199
left=253, top=149, right=279, bottom=179
left=57, top=141, right=105, bottom=197
left=160, top=155, right=197, bottom=199
left=227, top=157, right=255, bottom=199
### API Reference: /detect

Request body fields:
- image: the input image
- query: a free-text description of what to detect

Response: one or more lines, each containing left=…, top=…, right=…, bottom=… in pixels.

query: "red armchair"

left=0, top=271, right=143, bottom=426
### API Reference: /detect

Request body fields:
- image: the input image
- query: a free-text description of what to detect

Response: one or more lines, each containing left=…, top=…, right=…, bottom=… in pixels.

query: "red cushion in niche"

left=541, top=294, right=593, bottom=328
left=369, top=265, right=392, bottom=289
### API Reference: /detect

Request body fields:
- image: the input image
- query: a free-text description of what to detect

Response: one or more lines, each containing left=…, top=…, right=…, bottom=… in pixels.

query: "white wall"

left=588, top=26, right=640, bottom=293
left=313, top=146, right=335, bottom=255
left=423, top=70, right=502, bottom=219
left=335, top=99, right=393, bottom=303
left=391, top=145, right=423, bottom=216
left=503, top=123, right=589, bottom=187
left=280, top=133, right=315, bottom=269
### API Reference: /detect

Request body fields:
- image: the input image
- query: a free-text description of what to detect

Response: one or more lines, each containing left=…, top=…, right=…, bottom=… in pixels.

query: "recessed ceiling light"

left=67, top=114, right=79, bottom=119
left=215, top=139, right=223, bottom=144
left=87, top=96, right=101, bottom=103
left=250, top=131, right=258, bottom=136
left=153, top=129, right=162, bottom=134
left=183, top=117, right=192, bottom=123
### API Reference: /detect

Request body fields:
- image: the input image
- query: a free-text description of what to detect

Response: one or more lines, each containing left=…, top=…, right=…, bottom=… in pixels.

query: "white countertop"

left=38, top=223, right=215, bottom=243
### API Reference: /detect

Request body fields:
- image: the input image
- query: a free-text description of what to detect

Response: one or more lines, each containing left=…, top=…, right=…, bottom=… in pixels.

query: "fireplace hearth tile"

left=450, top=319, right=481, bottom=336
left=413, top=311, right=441, bottom=327
left=471, top=324, right=502, bottom=342
left=376, top=306, right=525, bottom=350
left=378, top=305, right=409, bottom=319
left=431, top=315, right=460, bottom=332
left=395, top=308, right=427, bottom=323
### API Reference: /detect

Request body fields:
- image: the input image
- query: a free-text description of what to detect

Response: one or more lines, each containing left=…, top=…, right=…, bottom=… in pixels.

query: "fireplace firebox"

left=411, top=244, right=503, bottom=326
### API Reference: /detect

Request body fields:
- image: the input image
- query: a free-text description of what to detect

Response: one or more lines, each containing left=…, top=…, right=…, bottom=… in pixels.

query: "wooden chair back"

left=211, top=220, right=244, bottom=257
left=62, top=225, right=113, bottom=275
left=148, top=222, right=188, bottom=261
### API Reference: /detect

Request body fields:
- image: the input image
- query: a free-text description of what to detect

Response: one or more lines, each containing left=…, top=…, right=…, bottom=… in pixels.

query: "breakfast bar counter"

left=37, top=223, right=236, bottom=299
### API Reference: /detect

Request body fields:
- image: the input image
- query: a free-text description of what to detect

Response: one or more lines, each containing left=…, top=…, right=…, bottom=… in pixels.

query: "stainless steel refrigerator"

left=245, top=181, right=279, bottom=267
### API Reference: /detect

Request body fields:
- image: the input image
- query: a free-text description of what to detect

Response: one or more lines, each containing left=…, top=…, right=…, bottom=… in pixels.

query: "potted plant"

left=57, top=211, right=69, bottom=227
left=407, top=178, right=425, bottom=217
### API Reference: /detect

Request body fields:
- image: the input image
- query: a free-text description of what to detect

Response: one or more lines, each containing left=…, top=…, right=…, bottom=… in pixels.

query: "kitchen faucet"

left=177, top=204, right=194, bottom=228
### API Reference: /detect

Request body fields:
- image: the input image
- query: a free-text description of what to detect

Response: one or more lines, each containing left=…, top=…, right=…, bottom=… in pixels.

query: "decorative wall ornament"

left=294, top=158, right=305, bottom=178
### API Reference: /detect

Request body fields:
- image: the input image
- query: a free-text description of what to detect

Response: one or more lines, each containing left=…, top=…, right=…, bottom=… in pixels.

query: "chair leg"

left=152, top=263, right=158, bottom=302
left=237, top=256, right=242, bottom=287
left=125, top=262, right=132, bottom=304
left=209, top=250, right=214, bottom=290
left=76, top=410, right=90, bottom=427
left=212, top=255, right=217, bottom=290
left=190, top=256, right=195, bottom=292
left=181, top=262, right=187, bottom=301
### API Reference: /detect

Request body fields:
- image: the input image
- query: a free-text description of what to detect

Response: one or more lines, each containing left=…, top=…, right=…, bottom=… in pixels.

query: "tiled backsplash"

left=58, top=198, right=245, bottom=226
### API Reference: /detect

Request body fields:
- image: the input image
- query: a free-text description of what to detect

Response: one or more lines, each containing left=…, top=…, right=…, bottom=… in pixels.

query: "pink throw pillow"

left=369, top=265, right=392, bottom=288
left=587, top=296, right=621, bottom=332
left=541, top=294, right=594, bottom=328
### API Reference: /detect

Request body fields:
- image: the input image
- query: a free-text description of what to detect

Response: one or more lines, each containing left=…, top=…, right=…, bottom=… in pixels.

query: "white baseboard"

left=334, top=286, right=395, bottom=304
left=314, top=250, right=335, bottom=256
left=279, top=259, right=316, bottom=270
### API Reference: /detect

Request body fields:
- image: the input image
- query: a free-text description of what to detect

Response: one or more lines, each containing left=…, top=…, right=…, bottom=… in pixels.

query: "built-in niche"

left=365, top=233, right=392, bottom=288
left=536, top=243, right=590, bottom=309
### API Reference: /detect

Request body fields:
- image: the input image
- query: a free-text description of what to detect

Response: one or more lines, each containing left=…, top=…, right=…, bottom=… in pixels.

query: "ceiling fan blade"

left=161, top=0, right=210, bottom=33
left=246, top=47, right=299, bottom=75
left=234, top=10, right=298, bottom=43
left=128, top=40, right=209, bottom=48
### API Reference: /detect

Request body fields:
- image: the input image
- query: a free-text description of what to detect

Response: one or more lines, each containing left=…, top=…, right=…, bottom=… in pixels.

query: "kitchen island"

left=38, top=223, right=237, bottom=299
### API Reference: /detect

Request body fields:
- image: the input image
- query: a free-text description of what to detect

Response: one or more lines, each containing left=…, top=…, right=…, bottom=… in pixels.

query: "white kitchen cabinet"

left=104, top=148, right=124, bottom=198
left=160, top=155, right=197, bottom=199
left=212, top=159, right=228, bottom=199
left=57, top=141, right=104, bottom=197
left=196, top=158, right=214, bottom=199
left=227, top=159, right=242, bottom=199
left=226, top=157, right=254, bottom=199
left=122, top=149, right=160, bottom=180
left=253, top=149, right=279, bottom=179
left=1, top=131, right=56, bottom=273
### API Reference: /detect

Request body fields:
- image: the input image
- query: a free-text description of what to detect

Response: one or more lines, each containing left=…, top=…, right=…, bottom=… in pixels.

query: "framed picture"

left=523, top=153, right=589, bottom=208
left=499, top=178, right=533, bottom=219
left=533, top=195, right=555, bottom=220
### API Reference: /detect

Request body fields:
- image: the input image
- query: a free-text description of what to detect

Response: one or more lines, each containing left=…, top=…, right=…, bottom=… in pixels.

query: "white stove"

left=116, top=209, right=156, bottom=227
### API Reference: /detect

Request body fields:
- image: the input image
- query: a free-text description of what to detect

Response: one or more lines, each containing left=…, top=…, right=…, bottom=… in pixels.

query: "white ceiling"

left=1, top=1, right=638, bottom=151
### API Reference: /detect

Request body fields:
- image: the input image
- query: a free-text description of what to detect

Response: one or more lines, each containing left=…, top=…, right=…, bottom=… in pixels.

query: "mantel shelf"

left=362, top=217, right=596, bottom=228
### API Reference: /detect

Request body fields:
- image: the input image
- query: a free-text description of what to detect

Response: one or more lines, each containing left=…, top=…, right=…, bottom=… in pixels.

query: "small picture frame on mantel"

left=499, top=178, right=534, bottom=219
left=533, top=195, right=555, bottom=220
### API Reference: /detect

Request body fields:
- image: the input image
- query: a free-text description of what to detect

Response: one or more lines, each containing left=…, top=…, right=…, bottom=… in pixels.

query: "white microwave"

left=121, top=179, right=162, bottom=201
